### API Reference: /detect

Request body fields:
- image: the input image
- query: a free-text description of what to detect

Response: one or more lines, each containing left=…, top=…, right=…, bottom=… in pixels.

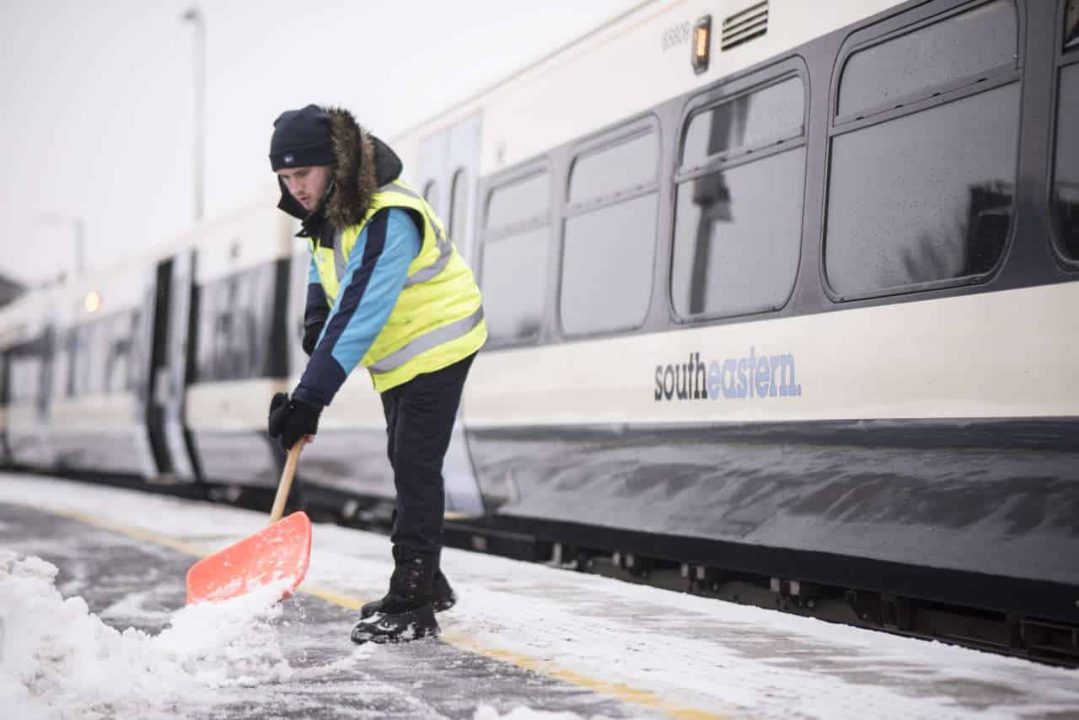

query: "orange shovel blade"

left=185, top=511, right=312, bottom=604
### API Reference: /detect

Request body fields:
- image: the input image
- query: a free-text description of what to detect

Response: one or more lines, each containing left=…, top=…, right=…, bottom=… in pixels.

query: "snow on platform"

left=0, top=472, right=1077, bottom=720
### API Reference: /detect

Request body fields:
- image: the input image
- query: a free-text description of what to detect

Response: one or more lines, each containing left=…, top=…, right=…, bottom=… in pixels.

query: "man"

left=265, top=104, right=486, bottom=644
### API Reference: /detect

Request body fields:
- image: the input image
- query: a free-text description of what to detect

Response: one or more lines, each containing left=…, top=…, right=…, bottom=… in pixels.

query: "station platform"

left=1, top=472, right=1076, bottom=720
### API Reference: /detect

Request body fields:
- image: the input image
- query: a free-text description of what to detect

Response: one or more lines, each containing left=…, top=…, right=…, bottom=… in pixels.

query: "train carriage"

left=393, top=0, right=1079, bottom=636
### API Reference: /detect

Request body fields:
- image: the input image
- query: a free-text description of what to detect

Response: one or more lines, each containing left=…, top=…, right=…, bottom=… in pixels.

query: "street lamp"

left=40, top=213, right=85, bottom=276
left=181, top=6, right=206, bottom=222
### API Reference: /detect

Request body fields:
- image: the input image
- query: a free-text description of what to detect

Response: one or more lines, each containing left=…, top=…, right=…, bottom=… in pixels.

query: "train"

left=2, top=0, right=1077, bottom=661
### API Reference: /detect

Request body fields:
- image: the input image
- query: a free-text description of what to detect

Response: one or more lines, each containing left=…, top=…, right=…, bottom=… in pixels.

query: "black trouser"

left=380, top=352, right=475, bottom=555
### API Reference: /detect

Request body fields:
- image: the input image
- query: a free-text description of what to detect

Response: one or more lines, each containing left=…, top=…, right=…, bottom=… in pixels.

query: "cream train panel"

left=185, top=379, right=290, bottom=431
left=290, top=372, right=386, bottom=432
left=392, top=0, right=904, bottom=174
left=185, top=375, right=387, bottom=433
left=463, top=282, right=1079, bottom=428
left=50, top=394, right=140, bottom=431
left=7, top=407, right=43, bottom=431
left=476, top=0, right=901, bottom=173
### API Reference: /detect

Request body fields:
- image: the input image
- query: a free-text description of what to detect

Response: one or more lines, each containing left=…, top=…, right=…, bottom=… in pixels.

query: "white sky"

left=0, top=0, right=642, bottom=286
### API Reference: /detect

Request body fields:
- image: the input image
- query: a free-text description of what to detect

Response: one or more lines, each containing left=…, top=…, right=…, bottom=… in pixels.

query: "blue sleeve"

left=292, top=208, right=420, bottom=406
left=307, top=256, right=320, bottom=284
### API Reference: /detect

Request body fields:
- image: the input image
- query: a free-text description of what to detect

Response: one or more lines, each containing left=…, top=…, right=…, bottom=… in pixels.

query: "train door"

left=417, top=112, right=483, bottom=265
left=131, top=258, right=178, bottom=480
left=416, top=113, right=485, bottom=517
left=160, top=251, right=200, bottom=481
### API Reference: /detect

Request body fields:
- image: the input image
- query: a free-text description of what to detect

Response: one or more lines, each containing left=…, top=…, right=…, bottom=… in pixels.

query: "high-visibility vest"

left=308, top=180, right=486, bottom=392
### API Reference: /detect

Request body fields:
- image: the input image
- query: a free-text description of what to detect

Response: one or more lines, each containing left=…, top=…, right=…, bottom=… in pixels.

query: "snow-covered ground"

left=1, top=472, right=1077, bottom=719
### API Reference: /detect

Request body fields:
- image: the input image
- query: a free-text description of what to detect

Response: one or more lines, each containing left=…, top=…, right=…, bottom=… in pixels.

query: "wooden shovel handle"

left=269, top=441, right=304, bottom=525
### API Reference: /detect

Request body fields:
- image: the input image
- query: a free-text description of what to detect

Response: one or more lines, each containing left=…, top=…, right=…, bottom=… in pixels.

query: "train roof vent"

left=722, top=1, right=768, bottom=51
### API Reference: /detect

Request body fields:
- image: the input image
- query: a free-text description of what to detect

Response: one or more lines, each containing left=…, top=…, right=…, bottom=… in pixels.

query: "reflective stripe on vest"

left=332, top=228, right=348, bottom=284
left=368, top=306, right=485, bottom=373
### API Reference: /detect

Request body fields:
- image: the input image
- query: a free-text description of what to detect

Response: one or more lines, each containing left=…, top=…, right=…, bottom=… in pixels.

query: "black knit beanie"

left=269, top=104, right=335, bottom=171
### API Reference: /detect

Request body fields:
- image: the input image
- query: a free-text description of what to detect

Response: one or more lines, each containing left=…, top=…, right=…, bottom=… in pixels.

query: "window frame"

left=1047, top=0, right=1079, bottom=269
left=557, top=115, right=662, bottom=339
left=1064, top=0, right=1079, bottom=50
left=832, top=0, right=1022, bottom=128
left=669, top=56, right=810, bottom=324
left=448, top=167, right=469, bottom=246
left=477, top=161, right=554, bottom=348
left=564, top=116, right=661, bottom=215
left=821, top=0, right=1025, bottom=303
left=482, top=164, right=552, bottom=242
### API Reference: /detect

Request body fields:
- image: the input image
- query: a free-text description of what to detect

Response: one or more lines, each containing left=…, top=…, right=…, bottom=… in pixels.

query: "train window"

left=103, top=310, right=138, bottom=393
left=194, top=263, right=279, bottom=381
left=58, top=327, right=76, bottom=398
left=8, top=347, right=39, bottom=404
left=561, top=129, right=659, bottom=335
left=485, top=172, right=550, bottom=231
left=672, top=75, right=806, bottom=319
left=75, top=322, right=97, bottom=396
left=826, top=84, right=1019, bottom=297
left=569, top=131, right=658, bottom=205
left=838, top=0, right=1017, bottom=120
left=66, top=317, right=116, bottom=397
left=480, top=226, right=549, bottom=341
left=672, top=150, right=805, bottom=318
left=562, top=196, right=656, bottom=335
left=1053, top=63, right=1079, bottom=259
left=481, top=170, right=552, bottom=343
left=89, top=321, right=106, bottom=394
left=682, top=76, right=803, bottom=169
left=449, top=168, right=468, bottom=243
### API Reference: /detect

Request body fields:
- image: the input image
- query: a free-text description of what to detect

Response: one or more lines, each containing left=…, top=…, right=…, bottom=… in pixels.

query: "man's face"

left=276, top=165, right=333, bottom=212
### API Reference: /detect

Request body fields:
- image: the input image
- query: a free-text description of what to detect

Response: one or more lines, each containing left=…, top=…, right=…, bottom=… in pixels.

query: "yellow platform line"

left=33, top=504, right=728, bottom=720
left=443, top=631, right=726, bottom=720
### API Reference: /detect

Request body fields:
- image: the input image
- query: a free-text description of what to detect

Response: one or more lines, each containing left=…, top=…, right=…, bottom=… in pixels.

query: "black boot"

left=359, top=569, right=457, bottom=619
left=351, top=549, right=440, bottom=645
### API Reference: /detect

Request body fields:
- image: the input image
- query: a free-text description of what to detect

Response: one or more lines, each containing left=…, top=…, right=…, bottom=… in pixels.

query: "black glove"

left=267, top=392, right=321, bottom=451
left=302, top=321, right=324, bottom=356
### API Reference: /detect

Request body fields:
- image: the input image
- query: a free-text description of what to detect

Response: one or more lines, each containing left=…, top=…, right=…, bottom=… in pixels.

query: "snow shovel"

left=185, top=442, right=312, bottom=604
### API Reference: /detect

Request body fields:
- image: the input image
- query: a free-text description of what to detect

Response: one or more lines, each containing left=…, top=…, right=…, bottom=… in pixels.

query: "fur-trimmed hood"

left=277, top=106, right=403, bottom=233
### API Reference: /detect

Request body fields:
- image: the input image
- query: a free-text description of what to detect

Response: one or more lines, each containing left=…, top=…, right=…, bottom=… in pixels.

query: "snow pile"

left=0, top=551, right=292, bottom=719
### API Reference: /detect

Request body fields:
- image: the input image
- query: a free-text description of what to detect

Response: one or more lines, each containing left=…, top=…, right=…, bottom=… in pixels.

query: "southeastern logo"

left=654, top=348, right=801, bottom=401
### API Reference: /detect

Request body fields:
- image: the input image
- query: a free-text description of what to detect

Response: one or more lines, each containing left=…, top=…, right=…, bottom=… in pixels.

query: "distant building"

left=0, top=272, right=24, bottom=307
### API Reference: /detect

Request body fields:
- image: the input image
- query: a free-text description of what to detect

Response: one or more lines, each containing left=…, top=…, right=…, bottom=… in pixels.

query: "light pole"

left=40, top=214, right=85, bottom=277
left=181, top=6, right=206, bottom=222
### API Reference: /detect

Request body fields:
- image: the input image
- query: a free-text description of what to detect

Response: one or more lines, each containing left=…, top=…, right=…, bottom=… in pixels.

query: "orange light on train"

left=692, top=16, right=712, bottom=75
left=84, top=290, right=101, bottom=313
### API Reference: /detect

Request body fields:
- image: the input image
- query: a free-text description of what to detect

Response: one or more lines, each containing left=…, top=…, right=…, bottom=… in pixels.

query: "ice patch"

left=0, top=550, right=293, bottom=719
